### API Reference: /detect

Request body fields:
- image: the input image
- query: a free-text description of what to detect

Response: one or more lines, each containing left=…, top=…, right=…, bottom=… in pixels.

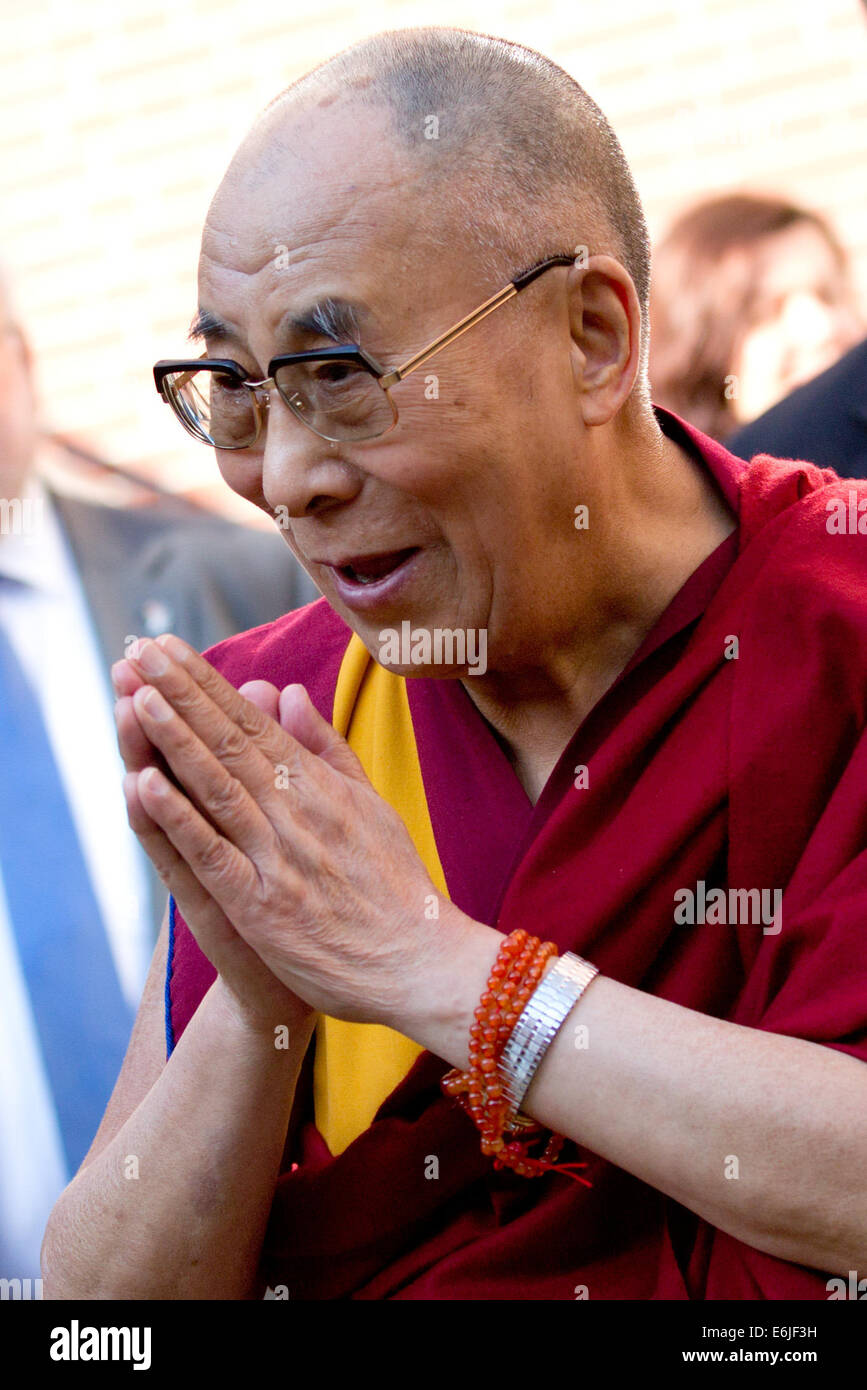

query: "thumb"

left=278, top=683, right=368, bottom=782
left=238, top=680, right=281, bottom=721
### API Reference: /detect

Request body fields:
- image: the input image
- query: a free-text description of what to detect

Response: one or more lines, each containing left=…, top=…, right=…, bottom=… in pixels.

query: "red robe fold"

left=166, top=406, right=867, bottom=1299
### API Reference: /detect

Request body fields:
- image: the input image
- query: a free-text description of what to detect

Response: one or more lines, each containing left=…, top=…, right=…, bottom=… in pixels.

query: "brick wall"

left=2, top=0, right=865, bottom=517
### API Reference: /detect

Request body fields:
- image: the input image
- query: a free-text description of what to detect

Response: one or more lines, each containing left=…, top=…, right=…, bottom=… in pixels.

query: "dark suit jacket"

left=52, top=491, right=320, bottom=940
left=727, top=336, right=867, bottom=479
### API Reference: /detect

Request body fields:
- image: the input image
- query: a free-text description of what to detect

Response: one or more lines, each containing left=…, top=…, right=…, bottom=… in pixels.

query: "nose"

left=260, top=390, right=362, bottom=519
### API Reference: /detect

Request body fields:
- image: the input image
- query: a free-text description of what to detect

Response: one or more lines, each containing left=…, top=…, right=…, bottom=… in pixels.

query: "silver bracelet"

left=498, top=953, right=599, bottom=1124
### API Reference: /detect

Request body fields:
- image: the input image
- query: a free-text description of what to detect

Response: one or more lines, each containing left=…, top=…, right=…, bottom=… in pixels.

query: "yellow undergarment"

left=312, top=635, right=449, bottom=1156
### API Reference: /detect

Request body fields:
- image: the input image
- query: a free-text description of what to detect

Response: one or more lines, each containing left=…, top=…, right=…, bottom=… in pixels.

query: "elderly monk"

left=43, top=28, right=867, bottom=1300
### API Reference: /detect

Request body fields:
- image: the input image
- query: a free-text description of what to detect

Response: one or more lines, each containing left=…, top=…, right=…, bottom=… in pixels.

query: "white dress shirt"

left=0, top=478, right=153, bottom=1284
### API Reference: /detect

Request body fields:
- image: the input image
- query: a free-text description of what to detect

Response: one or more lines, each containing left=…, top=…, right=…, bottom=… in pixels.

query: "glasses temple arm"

left=379, top=255, right=577, bottom=389
left=511, top=255, right=575, bottom=289
left=380, top=284, right=518, bottom=388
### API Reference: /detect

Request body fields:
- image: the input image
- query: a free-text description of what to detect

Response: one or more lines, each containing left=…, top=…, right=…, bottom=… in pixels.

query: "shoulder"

left=55, top=490, right=290, bottom=565
left=752, top=467, right=867, bottom=597
left=727, top=337, right=867, bottom=475
left=737, top=467, right=867, bottom=710
left=130, top=505, right=297, bottom=577
left=55, top=490, right=318, bottom=603
left=54, top=490, right=267, bottom=564
left=51, top=490, right=187, bottom=558
left=133, top=511, right=320, bottom=610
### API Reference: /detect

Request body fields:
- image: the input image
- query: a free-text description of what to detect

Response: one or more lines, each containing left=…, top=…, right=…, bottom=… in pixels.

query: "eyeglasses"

left=153, top=254, right=576, bottom=448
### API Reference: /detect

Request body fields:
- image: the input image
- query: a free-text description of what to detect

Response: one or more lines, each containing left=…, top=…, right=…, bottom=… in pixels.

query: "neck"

left=460, top=414, right=736, bottom=802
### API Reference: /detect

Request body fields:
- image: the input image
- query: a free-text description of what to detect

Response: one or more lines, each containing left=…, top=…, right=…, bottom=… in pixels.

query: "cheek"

left=215, top=447, right=267, bottom=505
left=359, top=409, right=475, bottom=507
left=383, top=352, right=512, bottom=469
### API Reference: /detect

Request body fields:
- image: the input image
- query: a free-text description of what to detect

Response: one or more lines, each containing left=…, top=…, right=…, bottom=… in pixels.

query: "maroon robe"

left=166, top=406, right=867, bottom=1298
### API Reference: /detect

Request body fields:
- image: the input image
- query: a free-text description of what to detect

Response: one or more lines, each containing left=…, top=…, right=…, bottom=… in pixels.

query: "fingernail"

left=157, top=634, right=188, bottom=663
left=137, top=686, right=173, bottom=721
left=110, top=662, right=125, bottom=694
left=137, top=641, right=169, bottom=676
left=139, top=766, right=166, bottom=794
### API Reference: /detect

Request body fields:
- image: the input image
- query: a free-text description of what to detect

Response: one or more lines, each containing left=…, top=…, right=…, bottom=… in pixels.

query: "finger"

left=278, top=684, right=368, bottom=783
left=110, top=658, right=147, bottom=699
left=128, top=636, right=337, bottom=818
left=114, top=695, right=159, bottom=775
left=128, top=638, right=303, bottom=804
left=132, top=684, right=278, bottom=860
left=149, top=634, right=312, bottom=770
left=121, top=768, right=158, bottom=838
left=122, top=771, right=215, bottom=912
left=135, top=764, right=259, bottom=921
left=122, top=773, right=225, bottom=932
left=122, top=774, right=266, bottom=987
left=115, top=695, right=186, bottom=803
left=239, top=680, right=281, bottom=721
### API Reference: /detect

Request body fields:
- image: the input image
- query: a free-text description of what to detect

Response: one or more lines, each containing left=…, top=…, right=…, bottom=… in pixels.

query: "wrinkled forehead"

left=199, top=97, right=442, bottom=346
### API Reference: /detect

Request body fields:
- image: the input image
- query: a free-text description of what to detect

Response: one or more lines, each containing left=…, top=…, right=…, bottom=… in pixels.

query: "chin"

left=368, top=620, right=489, bottom=679
left=375, top=659, right=473, bottom=681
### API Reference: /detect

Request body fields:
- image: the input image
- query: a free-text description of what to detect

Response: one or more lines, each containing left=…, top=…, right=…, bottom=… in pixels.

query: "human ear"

left=566, top=255, right=642, bottom=427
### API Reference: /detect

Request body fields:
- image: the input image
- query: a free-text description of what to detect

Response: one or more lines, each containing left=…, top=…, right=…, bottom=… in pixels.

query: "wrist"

left=392, top=907, right=503, bottom=1067
left=438, top=930, right=598, bottom=1186
left=208, top=976, right=317, bottom=1054
left=498, top=952, right=599, bottom=1124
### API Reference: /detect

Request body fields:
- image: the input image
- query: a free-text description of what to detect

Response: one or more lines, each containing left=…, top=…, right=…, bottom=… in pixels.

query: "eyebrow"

left=188, top=308, right=237, bottom=345
left=281, top=297, right=364, bottom=345
left=188, top=297, right=365, bottom=349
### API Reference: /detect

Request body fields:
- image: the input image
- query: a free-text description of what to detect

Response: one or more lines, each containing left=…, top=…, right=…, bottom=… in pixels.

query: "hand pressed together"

left=111, top=633, right=462, bottom=1030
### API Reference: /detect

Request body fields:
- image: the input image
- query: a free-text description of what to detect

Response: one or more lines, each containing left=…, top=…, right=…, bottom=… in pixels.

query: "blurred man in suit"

left=0, top=268, right=319, bottom=1283
left=727, top=335, right=867, bottom=479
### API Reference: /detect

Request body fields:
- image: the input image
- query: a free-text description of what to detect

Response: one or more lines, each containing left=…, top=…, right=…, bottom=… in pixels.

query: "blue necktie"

left=0, top=605, right=134, bottom=1175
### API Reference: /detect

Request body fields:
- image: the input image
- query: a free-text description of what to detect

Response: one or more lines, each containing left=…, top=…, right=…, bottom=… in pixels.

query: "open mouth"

left=335, top=548, right=419, bottom=586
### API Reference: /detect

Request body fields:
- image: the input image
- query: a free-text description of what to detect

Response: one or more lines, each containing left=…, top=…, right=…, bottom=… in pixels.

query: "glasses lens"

left=273, top=358, right=396, bottom=441
left=164, top=367, right=258, bottom=449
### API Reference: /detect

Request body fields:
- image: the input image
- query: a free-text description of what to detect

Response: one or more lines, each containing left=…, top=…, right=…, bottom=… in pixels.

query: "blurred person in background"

left=0, top=265, right=319, bottom=1284
left=728, top=0, right=867, bottom=476
left=727, top=328, right=867, bottom=477
left=649, top=192, right=863, bottom=444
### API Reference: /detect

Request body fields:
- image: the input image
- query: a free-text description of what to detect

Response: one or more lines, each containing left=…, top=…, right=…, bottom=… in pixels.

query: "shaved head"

left=256, top=26, right=651, bottom=369
left=193, top=27, right=693, bottom=684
